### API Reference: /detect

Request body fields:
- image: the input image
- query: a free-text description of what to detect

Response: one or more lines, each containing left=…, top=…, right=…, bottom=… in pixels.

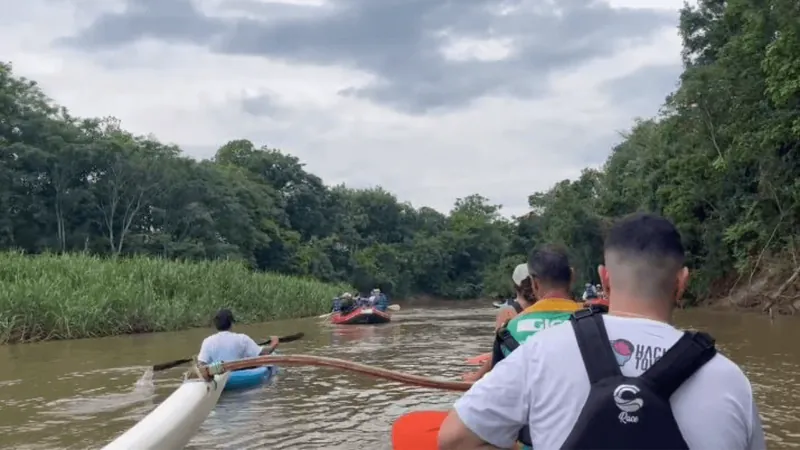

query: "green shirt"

left=502, top=298, right=583, bottom=356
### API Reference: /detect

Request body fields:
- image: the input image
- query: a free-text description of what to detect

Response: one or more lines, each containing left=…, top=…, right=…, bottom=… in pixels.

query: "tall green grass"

left=0, top=251, right=351, bottom=343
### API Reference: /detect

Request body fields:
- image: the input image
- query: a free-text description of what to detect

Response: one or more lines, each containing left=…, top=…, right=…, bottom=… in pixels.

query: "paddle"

left=152, top=332, right=306, bottom=372
left=198, top=353, right=473, bottom=391
left=392, top=410, right=449, bottom=450
left=318, top=304, right=401, bottom=319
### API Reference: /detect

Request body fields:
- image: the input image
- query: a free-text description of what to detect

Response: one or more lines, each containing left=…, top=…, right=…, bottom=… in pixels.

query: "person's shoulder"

left=520, top=318, right=577, bottom=349
left=199, top=333, right=218, bottom=348
left=674, top=351, right=757, bottom=446
left=696, top=351, right=753, bottom=392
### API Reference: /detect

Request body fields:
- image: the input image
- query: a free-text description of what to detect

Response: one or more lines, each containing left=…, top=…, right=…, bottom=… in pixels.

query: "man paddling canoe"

left=197, top=309, right=280, bottom=365
left=581, top=281, right=610, bottom=313
left=439, top=213, right=766, bottom=450
left=463, top=263, right=534, bottom=380
left=332, top=292, right=356, bottom=315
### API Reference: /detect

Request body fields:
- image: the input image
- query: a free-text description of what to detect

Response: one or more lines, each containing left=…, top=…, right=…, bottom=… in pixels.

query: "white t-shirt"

left=454, top=315, right=766, bottom=450
left=197, top=331, right=262, bottom=364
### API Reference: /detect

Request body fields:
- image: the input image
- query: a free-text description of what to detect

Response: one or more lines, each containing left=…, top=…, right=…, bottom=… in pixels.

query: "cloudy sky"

left=2, top=0, right=687, bottom=217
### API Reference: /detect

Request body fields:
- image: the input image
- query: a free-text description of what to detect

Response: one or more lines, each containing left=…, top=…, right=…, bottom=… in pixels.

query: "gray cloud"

left=62, top=0, right=223, bottom=47
left=61, top=0, right=676, bottom=114
left=602, top=63, right=682, bottom=118
left=240, top=92, right=283, bottom=117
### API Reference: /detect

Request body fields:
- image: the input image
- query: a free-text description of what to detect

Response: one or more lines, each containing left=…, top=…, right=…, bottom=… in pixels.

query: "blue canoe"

left=223, top=366, right=277, bottom=392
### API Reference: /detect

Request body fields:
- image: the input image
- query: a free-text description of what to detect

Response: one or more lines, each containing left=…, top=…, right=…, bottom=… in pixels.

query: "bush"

left=0, top=251, right=351, bottom=343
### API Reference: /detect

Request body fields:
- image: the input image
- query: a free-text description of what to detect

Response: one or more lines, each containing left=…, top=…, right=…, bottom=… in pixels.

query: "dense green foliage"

left=0, top=252, right=348, bottom=343
left=1, top=0, right=798, bottom=310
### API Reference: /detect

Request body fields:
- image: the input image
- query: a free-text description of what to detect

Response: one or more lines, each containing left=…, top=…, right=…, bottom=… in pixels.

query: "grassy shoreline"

left=0, top=252, right=350, bottom=344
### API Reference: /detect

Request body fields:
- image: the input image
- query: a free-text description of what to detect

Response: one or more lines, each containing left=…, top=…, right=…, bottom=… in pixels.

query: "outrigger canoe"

left=103, top=373, right=230, bottom=450
left=331, top=307, right=391, bottom=325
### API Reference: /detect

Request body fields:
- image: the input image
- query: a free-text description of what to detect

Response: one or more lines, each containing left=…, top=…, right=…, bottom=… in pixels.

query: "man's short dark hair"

left=213, top=309, right=235, bottom=331
left=527, top=244, right=572, bottom=287
left=605, top=213, right=685, bottom=299
left=605, top=213, right=685, bottom=263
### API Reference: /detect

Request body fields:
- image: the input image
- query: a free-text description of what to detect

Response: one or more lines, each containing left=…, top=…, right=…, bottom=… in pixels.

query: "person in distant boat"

left=334, top=292, right=355, bottom=314
left=583, top=282, right=610, bottom=313
left=462, top=262, right=536, bottom=383
left=370, top=288, right=389, bottom=312
left=439, top=213, right=765, bottom=450
left=197, top=309, right=279, bottom=365
left=581, top=282, right=598, bottom=301
left=367, top=289, right=377, bottom=305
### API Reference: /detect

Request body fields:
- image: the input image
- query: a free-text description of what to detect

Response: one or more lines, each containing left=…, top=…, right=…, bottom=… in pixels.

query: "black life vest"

left=561, top=308, right=717, bottom=449
left=489, top=301, right=524, bottom=368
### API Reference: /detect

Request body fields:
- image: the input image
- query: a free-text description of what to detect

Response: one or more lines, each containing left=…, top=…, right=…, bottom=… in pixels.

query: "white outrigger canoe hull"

left=103, top=373, right=229, bottom=450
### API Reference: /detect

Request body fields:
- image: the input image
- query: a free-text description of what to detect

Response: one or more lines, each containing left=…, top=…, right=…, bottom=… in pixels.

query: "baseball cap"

left=512, top=263, right=529, bottom=286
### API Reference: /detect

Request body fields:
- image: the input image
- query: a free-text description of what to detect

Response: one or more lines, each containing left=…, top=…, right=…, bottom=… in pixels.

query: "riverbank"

left=0, top=252, right=350, bottom=344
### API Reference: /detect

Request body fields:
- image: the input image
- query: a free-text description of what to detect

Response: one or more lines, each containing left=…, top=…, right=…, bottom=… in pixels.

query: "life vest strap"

left=570, top=309, right=622, bottom=383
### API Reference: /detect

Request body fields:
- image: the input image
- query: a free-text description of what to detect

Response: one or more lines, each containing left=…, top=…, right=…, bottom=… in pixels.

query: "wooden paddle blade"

left=278, top=332, right=304, bottom=343
left=465, top=352, right=491, bottom=366
left=152, top=358, right=193, bottom=372
left=387, top=304, right=401, bottom=311
left=392, top=411, right=448, bottom=450
left=256, top=332, right=306, bottom=346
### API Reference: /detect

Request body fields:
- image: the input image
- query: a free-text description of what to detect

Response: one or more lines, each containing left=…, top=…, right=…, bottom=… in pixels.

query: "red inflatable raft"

left=331, top=307, right=392, bottom=325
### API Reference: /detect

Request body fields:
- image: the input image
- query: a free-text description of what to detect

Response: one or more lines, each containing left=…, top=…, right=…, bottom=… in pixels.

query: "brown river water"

left=0, top=302, right=798, bottom=449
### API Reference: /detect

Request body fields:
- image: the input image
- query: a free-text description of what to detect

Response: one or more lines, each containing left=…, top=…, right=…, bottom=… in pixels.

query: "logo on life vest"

left=613, top=384, right=643, bottom=424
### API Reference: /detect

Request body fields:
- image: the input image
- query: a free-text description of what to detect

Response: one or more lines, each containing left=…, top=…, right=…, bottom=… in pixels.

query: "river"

left=0, top=302, right=798, bottom=449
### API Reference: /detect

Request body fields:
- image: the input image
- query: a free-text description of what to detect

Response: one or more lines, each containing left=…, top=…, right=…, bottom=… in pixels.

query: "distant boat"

left=330, top=306, right=392, bottom=325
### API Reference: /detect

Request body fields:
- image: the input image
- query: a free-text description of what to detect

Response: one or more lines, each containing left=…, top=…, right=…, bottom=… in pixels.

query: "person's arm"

left=494, top=308, right=515, bottom=331
left=197, top=339, right=211, bottom=365
left=463, top=357, right=493, bottom=382
left=260, top=336, right=280, bottom=356
left=438, top=414, right=500, bottom=450
left=439, top=343, right=534, bottom=450
left=242, top=335, right=279, bottom=358
left=747, top=398, right=767, bottom=450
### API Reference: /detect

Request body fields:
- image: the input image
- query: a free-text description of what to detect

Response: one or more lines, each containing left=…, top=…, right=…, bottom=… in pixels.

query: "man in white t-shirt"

left=197, top=309, right=279, bottom=365
left=438, top=213, right=766, bottom=450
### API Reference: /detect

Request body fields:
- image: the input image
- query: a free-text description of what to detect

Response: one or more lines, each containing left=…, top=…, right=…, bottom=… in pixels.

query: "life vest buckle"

left=572, top=308, right=595, bottom=320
